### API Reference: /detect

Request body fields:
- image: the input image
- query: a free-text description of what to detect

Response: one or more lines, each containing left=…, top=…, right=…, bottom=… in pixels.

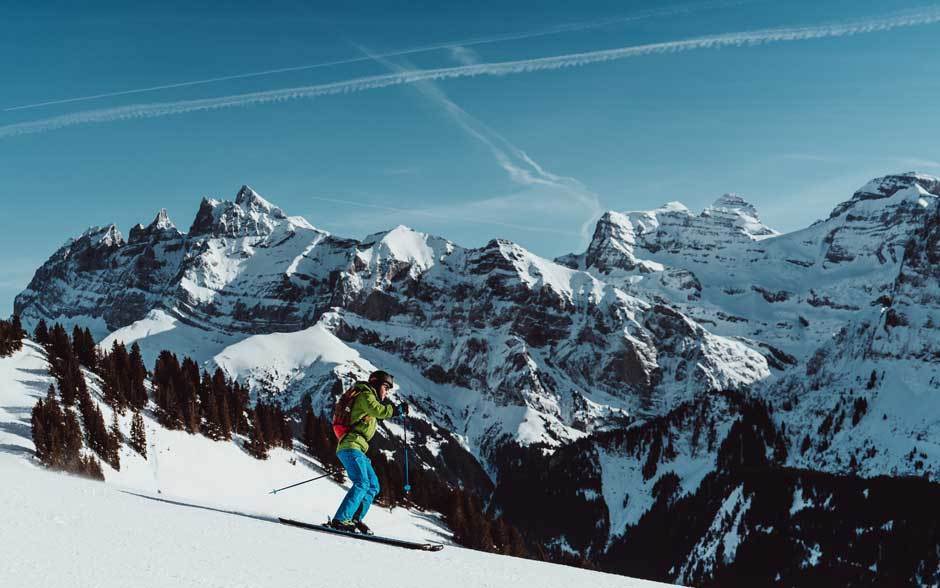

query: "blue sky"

left=3, top=0, right=940, bottom=317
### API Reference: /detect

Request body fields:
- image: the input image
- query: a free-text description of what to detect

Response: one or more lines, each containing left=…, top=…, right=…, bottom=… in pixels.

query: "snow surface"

left=0, top=342, right=676, bottom=588
left=102, top=308, right=242, bottom=367
left=0, top=455, right=676, bottom=588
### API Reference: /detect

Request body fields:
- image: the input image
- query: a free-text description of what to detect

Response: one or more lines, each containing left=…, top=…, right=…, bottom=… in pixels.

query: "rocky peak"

left=234, top=185, right=286, bottom=218
left=702, top=193, right=777, bottom=240
left=189, top=186, right=290, bottom=237
left=129, top=209, right=182, bottom=243
left=581, top=211, right=641, bottom=272
left=829, top=173, right=940, bottom=219
left=853, top=172, right=940, bottom=200
left=151, top=208, right=175, bottom=230
left=81, top=224, right=125, bottom=249
left=709, top=193, right=759, bottom=218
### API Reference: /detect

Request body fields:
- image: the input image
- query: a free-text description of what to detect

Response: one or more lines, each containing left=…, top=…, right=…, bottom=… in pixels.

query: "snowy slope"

left=1, top=340, right=674, bottom=588
left=0, top=455, right=676, bottom=588
left=0, top=341, right=445, bottom=543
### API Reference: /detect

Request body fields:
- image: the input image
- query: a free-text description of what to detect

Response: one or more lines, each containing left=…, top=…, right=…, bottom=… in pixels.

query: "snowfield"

left=0, top=456, right=675, bottom=588
left=0, top=342, right=677, bottom=588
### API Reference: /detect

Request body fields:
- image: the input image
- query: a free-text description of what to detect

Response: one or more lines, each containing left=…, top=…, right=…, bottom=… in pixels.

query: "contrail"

left=359, top=45, right=603, bottom=242
left=3, top=0, right=741, bottom=112
left=2, top=7, right=939, bottom=139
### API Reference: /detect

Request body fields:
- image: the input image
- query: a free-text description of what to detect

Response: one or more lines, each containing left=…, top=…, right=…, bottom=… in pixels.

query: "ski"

left=278, top=518, right=445, bottom=552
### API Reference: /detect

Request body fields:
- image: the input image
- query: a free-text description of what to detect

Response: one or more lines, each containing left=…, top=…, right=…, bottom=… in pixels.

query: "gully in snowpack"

left=328, top=370, right=409, bottom=535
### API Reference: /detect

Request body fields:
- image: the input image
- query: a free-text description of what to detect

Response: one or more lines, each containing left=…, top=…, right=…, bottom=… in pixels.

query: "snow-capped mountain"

left=14, top=185, right=769, bottom=472
left=12, top=172, right=940, bottom=586
left=558, top=172, right=940, bottom=481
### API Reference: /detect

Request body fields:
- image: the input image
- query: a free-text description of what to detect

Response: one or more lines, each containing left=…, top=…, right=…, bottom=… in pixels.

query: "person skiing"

left=328, top=369, right=409, bottom=535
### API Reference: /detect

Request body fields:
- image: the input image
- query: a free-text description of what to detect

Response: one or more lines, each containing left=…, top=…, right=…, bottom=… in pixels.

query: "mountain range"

left=12, top=171, right=940, bottom=585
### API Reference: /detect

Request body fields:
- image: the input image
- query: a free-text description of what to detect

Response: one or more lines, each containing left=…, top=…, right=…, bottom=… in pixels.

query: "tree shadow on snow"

left=0, top=420, right=32, bottom=441
left=0, top=443, right=34, bottom=457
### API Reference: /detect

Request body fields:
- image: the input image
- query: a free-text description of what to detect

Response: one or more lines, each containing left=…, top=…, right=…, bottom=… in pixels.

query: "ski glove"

left=393, top=402, right=410, bottom=417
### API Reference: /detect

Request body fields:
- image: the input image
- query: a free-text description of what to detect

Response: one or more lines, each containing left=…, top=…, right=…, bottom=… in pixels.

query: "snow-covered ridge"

left=15, top=180, right=776, bottom=479
left=565, top=171, right=940, bottom=482
left=829, top=172, right=940, bottom=219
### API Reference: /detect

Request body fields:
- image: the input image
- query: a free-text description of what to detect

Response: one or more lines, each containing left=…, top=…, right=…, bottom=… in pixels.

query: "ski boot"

left=327, top=518, right=357, bottom=533
left=352, top=519, right=374, bottom=536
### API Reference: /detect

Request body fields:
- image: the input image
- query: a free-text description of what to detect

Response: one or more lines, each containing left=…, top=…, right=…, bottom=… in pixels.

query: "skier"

left=328, top=370, right=409, bottom=535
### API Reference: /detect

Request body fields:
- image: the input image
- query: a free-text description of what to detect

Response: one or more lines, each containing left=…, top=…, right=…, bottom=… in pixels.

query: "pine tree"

left=275, top=405, right=293, bottom=450
left=79, top=455, right=105, bottom=481
left=30, top=398, right=51, bottom=464
left=228, top=381, right=250, bottom=435
left=492, top=518, right=511, bottom=555
left=130, top=412, right=147, bottom=458
left=10, top=315, right=24, bottom=352
left=448, top=489, right=470, bottom=545
left=211, top=369, right=232, bottom=441
left=246, top=411, right=268, bottom=459
left=198, top=369, right=220, bottom=439
left=62, top=409, right=83, bottom=465
left=127, top=343, right=148, bottom=410
left=109, top=410, right=123, bottom=445
left=153, top=350, right=184, bottom=429
left=33, top=319, right=49, bottom=346
left=302, top=404, right=319, bottom=455
left=0, top=316, right=25, bottom=357
left=48, top=323, right=71, bottom=362
left=107, top=411, right=122, bottom=470
left=507, top=526, right=529, bottom=558
left=31, top=391, right=86, bottom=475
left=72, top=325, right=97, bottom=369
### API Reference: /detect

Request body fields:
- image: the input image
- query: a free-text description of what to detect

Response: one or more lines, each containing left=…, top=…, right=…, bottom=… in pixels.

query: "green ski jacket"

left=336, top=382, right=395, bottom=454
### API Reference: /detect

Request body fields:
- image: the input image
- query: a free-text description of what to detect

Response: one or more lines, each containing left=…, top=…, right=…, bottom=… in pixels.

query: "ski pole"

left=403, top=410, right=411, bottom=494
left=269, top=472, right=332, bottom=495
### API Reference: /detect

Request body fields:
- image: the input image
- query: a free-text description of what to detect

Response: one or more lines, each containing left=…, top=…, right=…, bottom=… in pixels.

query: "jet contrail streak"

left=2, top=7, right=938, bottom=139
left=359, top=45, right=603, bottom=242
left=3, top=0, right=741, bottom=112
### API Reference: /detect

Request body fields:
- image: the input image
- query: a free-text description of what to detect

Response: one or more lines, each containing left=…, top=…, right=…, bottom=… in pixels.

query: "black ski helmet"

left=368, top=370, right=394, bottom=388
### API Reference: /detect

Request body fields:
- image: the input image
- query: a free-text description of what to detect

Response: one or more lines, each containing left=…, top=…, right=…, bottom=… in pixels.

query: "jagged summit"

left=569, top=191, right=777, bottom=274
left=828, top=172, right=940, bottom=219
left=853, top=172, right=940, bottom=200
left=234, top=185, right=285, bottom=217
left=189, top=186, right=297, bottom=237
left=129, top=209, right=182, bottom=243
left=81, top=224, right=124, bottom=248
left=709, top=193, right=759, bottom=218
left=151, top=208, right=175, bottom=230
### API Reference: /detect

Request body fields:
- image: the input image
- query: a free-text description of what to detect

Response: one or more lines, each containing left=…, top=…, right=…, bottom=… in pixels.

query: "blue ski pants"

left=333, top=448, right=380, bottom=522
